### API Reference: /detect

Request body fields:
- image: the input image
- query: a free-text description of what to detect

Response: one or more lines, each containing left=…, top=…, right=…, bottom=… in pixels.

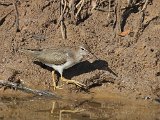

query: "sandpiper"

left=20, top=44, right=93, bottom=90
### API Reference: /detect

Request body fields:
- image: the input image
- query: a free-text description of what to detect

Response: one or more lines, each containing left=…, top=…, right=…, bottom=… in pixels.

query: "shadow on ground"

left=33, top=60, right=118, bottom=79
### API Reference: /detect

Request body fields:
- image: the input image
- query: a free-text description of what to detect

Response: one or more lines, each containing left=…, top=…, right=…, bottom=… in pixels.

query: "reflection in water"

left=59, top=109, right=85, bottom=120
left=0, top=96, right=160, bottom=120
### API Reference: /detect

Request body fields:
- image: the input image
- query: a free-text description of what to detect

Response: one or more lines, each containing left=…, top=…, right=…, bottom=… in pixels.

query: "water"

left=0, top=96, right=160, bottom=120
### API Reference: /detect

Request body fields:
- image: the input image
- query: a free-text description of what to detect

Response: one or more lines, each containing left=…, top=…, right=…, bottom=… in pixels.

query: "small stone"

left=2, top=58, right=6, bottom=63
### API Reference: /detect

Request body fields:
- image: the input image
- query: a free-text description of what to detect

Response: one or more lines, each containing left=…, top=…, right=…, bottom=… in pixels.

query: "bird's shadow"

left=33, top=60, right=118, bottom=79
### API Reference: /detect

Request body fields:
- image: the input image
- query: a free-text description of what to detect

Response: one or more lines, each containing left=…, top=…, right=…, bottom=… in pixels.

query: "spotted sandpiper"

left=20, top=44, right=94, bottom=90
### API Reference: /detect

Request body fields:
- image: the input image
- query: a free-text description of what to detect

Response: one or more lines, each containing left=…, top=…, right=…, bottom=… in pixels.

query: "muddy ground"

left=0, top=0, right=160, bottom=119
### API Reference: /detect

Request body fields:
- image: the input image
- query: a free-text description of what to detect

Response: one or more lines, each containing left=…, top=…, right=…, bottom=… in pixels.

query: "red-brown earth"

left=0, top=0, right=160, bottom=120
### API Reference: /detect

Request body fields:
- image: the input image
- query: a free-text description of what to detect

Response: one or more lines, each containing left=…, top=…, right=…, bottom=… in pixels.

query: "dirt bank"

left=0, top=0, right=160, bottom=101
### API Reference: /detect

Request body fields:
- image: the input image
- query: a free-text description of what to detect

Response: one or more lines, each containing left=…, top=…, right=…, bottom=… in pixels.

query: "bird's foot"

left=51, top=84, right=63, bottom=90
left=61, top=77, right=86, bottom=88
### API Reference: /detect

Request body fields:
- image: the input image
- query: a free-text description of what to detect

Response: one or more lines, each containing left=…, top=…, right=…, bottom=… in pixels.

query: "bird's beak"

left=89, top=52, right=98, bottom=59
left=86, top=51, right=99, bottom=63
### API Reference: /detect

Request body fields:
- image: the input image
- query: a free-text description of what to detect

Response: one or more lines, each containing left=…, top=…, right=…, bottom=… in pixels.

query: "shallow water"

left=0, top=96, right=160, bottom=120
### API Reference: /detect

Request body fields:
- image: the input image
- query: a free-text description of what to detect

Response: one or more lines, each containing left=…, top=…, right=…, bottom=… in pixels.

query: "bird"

left=20, top=44, right=94, bottom=90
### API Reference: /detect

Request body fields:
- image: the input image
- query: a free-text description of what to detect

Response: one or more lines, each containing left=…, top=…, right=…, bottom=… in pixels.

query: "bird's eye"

left=81, top=47, right=85, bottom=50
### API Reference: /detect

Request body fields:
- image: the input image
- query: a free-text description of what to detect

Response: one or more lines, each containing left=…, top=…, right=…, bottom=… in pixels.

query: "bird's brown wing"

left=33, top=48, right=69, bottom=65
left=20, top=47, right=76, bottom=65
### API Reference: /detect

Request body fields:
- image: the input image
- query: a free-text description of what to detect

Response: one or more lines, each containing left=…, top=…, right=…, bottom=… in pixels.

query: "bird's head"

left=78, top=44, right=90, bottom=56
left=78, top=44, right=98, bottom=61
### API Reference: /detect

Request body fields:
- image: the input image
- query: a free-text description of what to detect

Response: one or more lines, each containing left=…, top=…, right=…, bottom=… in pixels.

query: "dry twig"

left=0, top=80, right=61, bottom=98
left=56, top=0, right=67, bottom=39
left=69, top=0, right=76, bottom=23
left=114, top=0, right=122, bottom=38
left=133, top=11, right=144, bottom=40
left=91, top=0, right=97, bottom=12
left=13, top=0, right=20, bottom=32
left=76, top=0, right=83, bottom=8
left=140, top=0, right=149, bottom=12
left=132, top=0, right=150, bottom=39
left=0, top=2, right=12, bottom=6
left=75, top=0, right=85, bottom=18
left=56, top=0, right=67, bottom=28
left=60, top=20, right=66, bottom=39
left=106, top=0, right=111, bottom=21
left=0, top=10, right=14, bottom=26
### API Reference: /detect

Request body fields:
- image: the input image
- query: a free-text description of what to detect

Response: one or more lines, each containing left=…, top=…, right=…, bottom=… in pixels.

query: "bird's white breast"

left=45, top=60, right=76, bottom=75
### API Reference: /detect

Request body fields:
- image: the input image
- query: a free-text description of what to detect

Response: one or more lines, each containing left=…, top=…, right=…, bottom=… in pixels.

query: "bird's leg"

left=51, top=71, right=56, bottom=90
left=60, top=75, right=86, bottom=88
left=51, top=71, right=63, bottom=90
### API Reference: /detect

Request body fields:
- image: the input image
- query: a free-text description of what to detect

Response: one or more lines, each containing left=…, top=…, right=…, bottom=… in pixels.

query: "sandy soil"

left=0, top=0, right=160, bottom=102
